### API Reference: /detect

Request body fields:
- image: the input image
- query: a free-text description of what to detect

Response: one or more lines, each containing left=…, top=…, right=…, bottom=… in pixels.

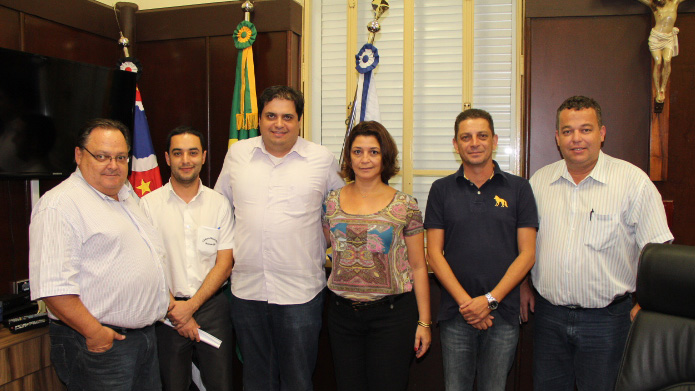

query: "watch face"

left=485, top=293, right=499, bottom=310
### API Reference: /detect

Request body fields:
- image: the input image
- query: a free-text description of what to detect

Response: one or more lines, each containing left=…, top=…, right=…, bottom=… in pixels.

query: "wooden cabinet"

left=0, top=327, right=64, bottom=391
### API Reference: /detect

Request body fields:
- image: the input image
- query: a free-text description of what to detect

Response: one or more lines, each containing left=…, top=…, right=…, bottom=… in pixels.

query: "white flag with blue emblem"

left=347, top=43, right=381, bottom=135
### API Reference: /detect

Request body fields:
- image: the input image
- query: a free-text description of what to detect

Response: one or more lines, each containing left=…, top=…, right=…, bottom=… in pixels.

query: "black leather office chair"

left=614, top=243, right=695, bottom=391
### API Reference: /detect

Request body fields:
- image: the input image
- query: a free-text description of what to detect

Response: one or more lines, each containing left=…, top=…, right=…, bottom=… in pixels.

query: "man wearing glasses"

left=29, top=118, right=169, bottom=391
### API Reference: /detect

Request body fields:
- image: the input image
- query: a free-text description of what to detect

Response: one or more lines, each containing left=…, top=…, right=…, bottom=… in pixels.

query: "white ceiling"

left=95, top=0, right=302, bottom=11
left=95, top=0, right=237, bottom=11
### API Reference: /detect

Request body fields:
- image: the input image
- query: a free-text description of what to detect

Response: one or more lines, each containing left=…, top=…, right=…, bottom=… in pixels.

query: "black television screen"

left=0, top=48, right=136, bottom=178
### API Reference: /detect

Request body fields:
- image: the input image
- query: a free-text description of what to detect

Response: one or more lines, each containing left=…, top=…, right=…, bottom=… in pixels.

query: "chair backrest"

left=614, top=243, right=695, bottom=391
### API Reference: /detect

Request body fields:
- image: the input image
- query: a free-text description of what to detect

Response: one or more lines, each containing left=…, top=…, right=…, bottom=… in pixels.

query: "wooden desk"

left=0, top=326, right=64, bottom=391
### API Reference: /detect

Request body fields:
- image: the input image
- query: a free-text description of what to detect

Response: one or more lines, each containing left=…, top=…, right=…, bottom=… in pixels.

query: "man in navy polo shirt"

left=425, top=108, right=538, bottom=391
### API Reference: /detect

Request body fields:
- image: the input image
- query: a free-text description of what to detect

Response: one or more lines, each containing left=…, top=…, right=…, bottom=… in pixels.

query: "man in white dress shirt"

left=521, top=96, right=673, bottom=391
left=141, top=126, right=234, bottom=391
left=215, top=85, right=344, bottom=391
left=29, top=118, right=170, bottom=391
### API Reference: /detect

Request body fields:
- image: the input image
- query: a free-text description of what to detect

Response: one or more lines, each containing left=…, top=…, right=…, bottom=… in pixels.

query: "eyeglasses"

left=82, top=147, right=130, bottom=164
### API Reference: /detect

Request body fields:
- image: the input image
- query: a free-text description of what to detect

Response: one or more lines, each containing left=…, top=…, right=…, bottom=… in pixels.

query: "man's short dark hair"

left=454, top=109, right=495, bottom=138
left=77, top=118, right=130, bottom=150
left=258, top=85, right=304, bottom=120
left=556, top=96, right=603, bottom=130
left=166, top=125, right=206, bottom=152
left=341, top=121, right=399, bottom=183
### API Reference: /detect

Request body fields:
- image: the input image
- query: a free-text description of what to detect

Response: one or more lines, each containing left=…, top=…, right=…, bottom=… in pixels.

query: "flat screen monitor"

left=0, top=47, right=136, bottom=178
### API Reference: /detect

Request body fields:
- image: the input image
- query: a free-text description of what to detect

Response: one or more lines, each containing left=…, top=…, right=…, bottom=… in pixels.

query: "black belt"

left=562, top=293, right=631, bottom=310
left=174, top=282, right=229, bottom=301
left=51, top=319, right=151, bottom=334
left=334, top=291, right=410, bottom=311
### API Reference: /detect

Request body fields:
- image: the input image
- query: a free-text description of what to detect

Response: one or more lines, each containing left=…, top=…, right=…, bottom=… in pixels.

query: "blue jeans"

left=532, top=293, right=632, bottom=391
left=327, top=291, right=418, bottom=391
left=439, top=314, right=519, bottom=391
left=49, top=322, right=160, bottom=391
left=231, top=291, right=324, bottom=391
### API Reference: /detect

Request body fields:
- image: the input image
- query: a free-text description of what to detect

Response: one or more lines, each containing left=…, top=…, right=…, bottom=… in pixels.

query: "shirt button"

left=477, top=191, right=481, bottom=195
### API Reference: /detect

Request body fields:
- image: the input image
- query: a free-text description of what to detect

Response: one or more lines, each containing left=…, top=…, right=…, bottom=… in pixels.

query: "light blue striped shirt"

left=29, top=169, right=169, bottom=328
left=530, top=152, right=673, bottom=308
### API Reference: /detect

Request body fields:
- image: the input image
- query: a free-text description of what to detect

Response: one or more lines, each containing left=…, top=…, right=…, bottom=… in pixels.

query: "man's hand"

left=167, top=300, right=197, bottom=327
left=459, top=296, right=492, bottom=325
left=520, top=277, right=535, bottom=323
left=471, top=316, right=494, bottom=330
left=85, top=325, right=125, bottom=353
left=176, top=318, right=201, bottom=342
left=630, top=303, right=642, bottom=321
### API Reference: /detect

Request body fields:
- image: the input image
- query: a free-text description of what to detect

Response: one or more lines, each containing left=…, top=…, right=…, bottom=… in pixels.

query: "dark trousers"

left=231, top=290, right=324, bottom=391
left=327, top=291, right=418, bottom=391
left=49, top=321, right=160, bottom=391
left=532, top=293, right=632, bottom=391
left=156, top=293, right=234, bottom=391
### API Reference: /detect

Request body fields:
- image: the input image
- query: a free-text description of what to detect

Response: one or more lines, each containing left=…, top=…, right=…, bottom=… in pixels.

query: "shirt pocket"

left=197, top=226, right=220, bottom=256
left=584, top=212, right=619, bottom=251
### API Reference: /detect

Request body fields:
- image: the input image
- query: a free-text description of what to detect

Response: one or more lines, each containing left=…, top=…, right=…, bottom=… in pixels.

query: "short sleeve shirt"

left=323, top=189, right=424, bottom=301
left=425, top=161, right=538, bottom=324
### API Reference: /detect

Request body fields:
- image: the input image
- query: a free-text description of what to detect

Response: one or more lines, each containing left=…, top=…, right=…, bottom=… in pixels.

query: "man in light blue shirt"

left=523, top=96, right=673, bottom=391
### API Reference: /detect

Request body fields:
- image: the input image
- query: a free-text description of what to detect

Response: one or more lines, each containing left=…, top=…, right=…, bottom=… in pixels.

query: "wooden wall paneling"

left=208, top=35, right=237, bottom=186
left=526, top=0, right=695, bottom=18
left=134, top=0, right=302, bottom=43
left=0, top=0, right=119, bottom=41
left=0, top=6, right=20, bottom=50
left=515, top=319, right=534, bottom=391
left=287, top=31, right=301, bottom=91
left=522, top=17, right=532, bottom=178
left=0, top=180, right=31, bottom=295
left=22, top=15, right=119, bottom=67
left=655, top=13, right=695, bottom=245
left=0, top=182, right=16, bottom=295
left=526, top=15, right=652, bottom=176
left=136, top=38, right=209, bottom=185
left=252, top=32, right=295, bottom=95
left=406, top=276, right=445, bottom=391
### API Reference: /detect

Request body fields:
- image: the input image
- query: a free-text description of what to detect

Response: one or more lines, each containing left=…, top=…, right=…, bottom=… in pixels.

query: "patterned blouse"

left=322, top=188, right=424, bottom=301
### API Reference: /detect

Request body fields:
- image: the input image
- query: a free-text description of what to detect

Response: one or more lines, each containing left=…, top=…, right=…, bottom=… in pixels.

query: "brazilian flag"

left=229, top=20, right=258, bottom=148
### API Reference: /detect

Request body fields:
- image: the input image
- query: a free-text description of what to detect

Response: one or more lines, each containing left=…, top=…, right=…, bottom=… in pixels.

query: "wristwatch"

left=485, top=292, right=499, bottom=310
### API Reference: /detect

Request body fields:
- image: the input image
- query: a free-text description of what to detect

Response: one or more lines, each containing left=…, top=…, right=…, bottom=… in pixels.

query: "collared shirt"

left=425, top=161, right=538, bottom=324
left=29, top=169, right=169, bottom=328
left=215, top=136, right=344, bottom=304
left=530, top=152, right=673, bottom=308
left=140, top=181, right=235, bottom=298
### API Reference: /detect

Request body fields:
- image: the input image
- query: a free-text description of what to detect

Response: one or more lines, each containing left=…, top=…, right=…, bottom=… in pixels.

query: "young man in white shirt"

left=141, top=126, right=234, bottom=391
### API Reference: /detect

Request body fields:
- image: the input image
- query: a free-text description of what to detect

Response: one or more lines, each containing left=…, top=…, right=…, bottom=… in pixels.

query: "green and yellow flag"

left=229, top=20, right=258, bottom=148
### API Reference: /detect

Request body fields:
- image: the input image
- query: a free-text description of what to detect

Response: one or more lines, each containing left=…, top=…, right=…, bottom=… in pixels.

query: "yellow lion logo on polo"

left=494, top=195, right=508, bottom=207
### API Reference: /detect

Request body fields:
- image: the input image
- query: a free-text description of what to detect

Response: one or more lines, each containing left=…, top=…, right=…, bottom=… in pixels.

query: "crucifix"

left=637, top=0, right=690, bottom=179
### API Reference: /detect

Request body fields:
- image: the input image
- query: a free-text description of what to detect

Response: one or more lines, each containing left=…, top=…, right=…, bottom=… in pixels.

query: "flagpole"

left=341, top=0, right=389, bottom=167
left=242, top=0, right=254, bottom=22
left=229, top=0, right=259, bottom=148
